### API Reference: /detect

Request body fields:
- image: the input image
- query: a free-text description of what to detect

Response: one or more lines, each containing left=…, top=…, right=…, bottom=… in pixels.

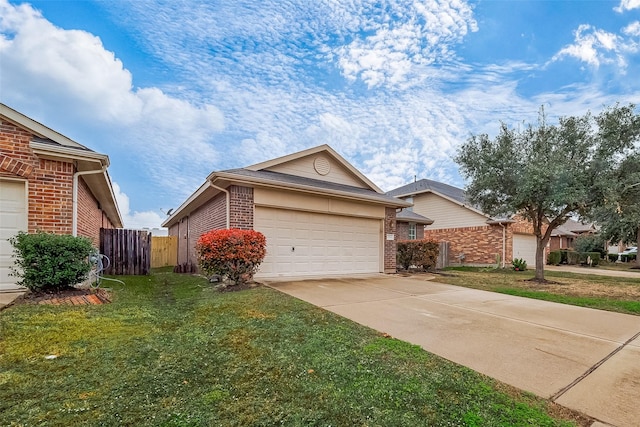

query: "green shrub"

left=196, top=228, right=266, bottom=285
left=396, top=240, right=439, bottom=271
left=566, top=251, right=580, bottom=265
left=512, top=258, right=527, bottom=271
left=547, top=251, right=561, bottom=265
left=621, top=254, right=637, bottom=262
left=9, top=231, right=94, bottom=291
left=580, top=252, right=600, bottom=267
left=559, top=250, right=571, bottom=264
left=607, top=253, right=619, bottom=262
left=573, top=234, right=607, bottom=258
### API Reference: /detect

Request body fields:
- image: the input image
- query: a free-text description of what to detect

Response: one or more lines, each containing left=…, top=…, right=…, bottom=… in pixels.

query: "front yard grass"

left=436, top=267, right=640, bottom=315
left=0, top=269, right=588, bottom=426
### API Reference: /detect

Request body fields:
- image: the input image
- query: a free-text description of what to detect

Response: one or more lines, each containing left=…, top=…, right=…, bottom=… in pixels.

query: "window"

left=409, top=223, right=417, bottom=240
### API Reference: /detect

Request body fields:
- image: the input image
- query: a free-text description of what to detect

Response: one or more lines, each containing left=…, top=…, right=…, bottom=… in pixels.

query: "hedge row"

left=547, top=250, right=601, bottom=266
left=397, top=240, right=439, bottom=271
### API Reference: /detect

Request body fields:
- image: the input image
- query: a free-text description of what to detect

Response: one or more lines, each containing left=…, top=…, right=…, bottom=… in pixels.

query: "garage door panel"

left=1, top=180, right=27, bottom=290
left=255, top=207, right=381, bottom=277
left=513, top=234, right=537, bottom=268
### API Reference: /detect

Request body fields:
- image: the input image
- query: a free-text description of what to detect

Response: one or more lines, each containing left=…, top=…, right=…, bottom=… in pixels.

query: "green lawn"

left=0, top=269, right=588, bottom=426
left=436, top=267, right=640, bottom=315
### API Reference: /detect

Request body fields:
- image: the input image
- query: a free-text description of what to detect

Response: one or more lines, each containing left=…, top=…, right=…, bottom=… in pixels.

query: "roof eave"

left=215, top=171, right=410, bottom=208
left=30, top=140, right=109, bottom=166
left=161, top=181, right=215, bottom=228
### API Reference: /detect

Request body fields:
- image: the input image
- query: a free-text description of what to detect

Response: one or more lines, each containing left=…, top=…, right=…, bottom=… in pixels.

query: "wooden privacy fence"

left=436, top=241, right=450, bottom=269
left=100, top=229, right=151, bottom=275
left=151, top=236, right=178, bottom=268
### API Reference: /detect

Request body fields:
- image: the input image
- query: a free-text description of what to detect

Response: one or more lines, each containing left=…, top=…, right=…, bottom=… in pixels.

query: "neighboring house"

left=162, top=145, right=410, bottom=278
left=396, top=209, right=433, bottom=240
left=387, top=179, right=539, bottom=267
left=0, top=103, right=122, bottom=290
left=548, top=219, right=597, bottom=252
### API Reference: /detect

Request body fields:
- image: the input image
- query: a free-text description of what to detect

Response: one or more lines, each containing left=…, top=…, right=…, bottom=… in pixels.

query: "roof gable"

left=246, top=144, right=382, bottom=193
left=1, top=103, right=92, bottom=151
left=388, top=178, right=492, bottom=219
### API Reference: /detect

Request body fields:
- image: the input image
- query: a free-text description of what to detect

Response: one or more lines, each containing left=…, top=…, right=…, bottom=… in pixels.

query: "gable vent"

left=313, top=156, right=331, bottom=176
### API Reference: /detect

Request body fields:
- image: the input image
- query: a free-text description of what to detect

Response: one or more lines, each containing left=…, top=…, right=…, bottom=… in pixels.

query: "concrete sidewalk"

left=0, top=290, right=25, bottom=310
left=268, top=275, right=640, bottom=427
left=546, top=265, right=640, bottom=278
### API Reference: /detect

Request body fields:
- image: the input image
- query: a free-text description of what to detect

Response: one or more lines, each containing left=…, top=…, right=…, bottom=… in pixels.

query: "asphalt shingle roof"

left=220, top=168, right=408, bottom=206
left=396, top=209, right=433, bottom=224
left=386, top=178, right=467, bottom=204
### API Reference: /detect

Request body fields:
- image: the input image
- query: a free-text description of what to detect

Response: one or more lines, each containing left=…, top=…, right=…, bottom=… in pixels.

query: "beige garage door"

left=513, top=234, right=538, bottom=268
left=254, top=207, right=381, bottom=277
left=0, top=180, right=27, bottom=291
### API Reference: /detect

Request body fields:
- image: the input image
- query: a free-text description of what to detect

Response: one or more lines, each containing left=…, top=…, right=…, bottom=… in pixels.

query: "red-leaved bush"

left=196, top=229, right=267, bottom=285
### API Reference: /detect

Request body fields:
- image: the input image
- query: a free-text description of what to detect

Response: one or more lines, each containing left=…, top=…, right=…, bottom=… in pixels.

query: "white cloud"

left=623, top=21, right=640, bottom=37
left=614, top=0, right=640, bottom=13
left=112, top=182, right=165, bottom=229
left=0, top=0, right=224, bottom=198
left=550, top=23, right=639, bottom=70
left=333, top=0, right=477, bottom=88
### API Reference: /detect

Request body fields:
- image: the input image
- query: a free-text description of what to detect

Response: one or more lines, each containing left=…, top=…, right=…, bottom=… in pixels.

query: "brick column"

left=384, top=207, right=397, bottom=273
left=229, top=185, right=254, bottom=229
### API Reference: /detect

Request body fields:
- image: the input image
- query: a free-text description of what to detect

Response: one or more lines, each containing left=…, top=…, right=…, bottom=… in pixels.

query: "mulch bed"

left=19, top=287, right=111, bottom=306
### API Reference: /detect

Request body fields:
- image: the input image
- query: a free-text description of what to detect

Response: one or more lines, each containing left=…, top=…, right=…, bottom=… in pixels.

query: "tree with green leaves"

left=456, top=104, right=640, bottom=281
left=590, top=152, right=640, bottom=268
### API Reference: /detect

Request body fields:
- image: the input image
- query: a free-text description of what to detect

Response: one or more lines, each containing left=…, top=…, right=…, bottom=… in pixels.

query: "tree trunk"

left=534, top=236, right=547, bottom=281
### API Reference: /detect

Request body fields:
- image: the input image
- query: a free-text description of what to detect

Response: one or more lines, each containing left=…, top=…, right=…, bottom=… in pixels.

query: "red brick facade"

left=0, top=117, right=116, bottom=246
left=424, top=224, right=507, bottom=265
left=174, top=192, right=227, bottom=267
left=229, top=185, right=253, bottom=229
left=422, top=215, right=540, bottom=266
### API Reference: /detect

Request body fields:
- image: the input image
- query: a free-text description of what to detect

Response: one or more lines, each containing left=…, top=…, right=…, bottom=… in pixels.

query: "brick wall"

left=397, top=222, right=425, bottom=241
left=229, top=185, right=253, bottom=230
left=77, top=177, right=115, bottom=246
left=28, top=158, right=74, bottom=234
left=0, top=118, right=113, bottom=242
left=187, top=192, right=227, bottom=266
left=424, top=224, right=506, bottom=265
left=384, top=207, right=397, bottom=272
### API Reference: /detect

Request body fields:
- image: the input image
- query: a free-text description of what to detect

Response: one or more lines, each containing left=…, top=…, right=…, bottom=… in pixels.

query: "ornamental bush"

left=547, top=251, right=561, bottom=266
left=396, top=240, right=439, bottom=271
left=9, top=231, right=94, bottom=292
left=196, top=229, right=266, bottom=285
left=512, top=258, right=527, bottom=271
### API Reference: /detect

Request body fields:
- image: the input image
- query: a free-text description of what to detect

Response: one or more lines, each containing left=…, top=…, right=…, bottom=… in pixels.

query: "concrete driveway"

left=267, top=275, right=640, bottom=427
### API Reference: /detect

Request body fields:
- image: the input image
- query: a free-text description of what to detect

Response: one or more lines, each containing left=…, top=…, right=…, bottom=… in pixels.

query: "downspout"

left=499, top=223, right=506, bottom=268
left=73, top=166, right=107, bottom=237
left=210, top=182, right=230, bottom=229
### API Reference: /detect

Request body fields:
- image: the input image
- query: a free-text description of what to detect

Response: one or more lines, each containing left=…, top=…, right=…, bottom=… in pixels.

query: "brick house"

left=387, top=179, right=540, bottom=267
left=162, top=145, right=410, bottom=278
left=396, top=209, right=433, bottom=241
left=0, top=103, right=122, bottom=290
left=548, top=219, right=598, bottom=252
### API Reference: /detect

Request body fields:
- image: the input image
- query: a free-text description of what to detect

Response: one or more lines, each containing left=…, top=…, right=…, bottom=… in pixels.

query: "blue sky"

left=1, top=0, right=639, bottom=229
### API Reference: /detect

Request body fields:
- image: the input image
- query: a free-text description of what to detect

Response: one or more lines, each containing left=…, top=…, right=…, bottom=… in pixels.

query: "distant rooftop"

left=386, top=178, right=467, bottom=205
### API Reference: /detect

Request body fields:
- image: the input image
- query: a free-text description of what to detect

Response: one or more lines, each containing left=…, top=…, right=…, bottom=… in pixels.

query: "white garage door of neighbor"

left=0, top=180, right=27, bottom=291
left=254, top=207, right=381, bottom=277
left=513, top=234, right=537, bottom=268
